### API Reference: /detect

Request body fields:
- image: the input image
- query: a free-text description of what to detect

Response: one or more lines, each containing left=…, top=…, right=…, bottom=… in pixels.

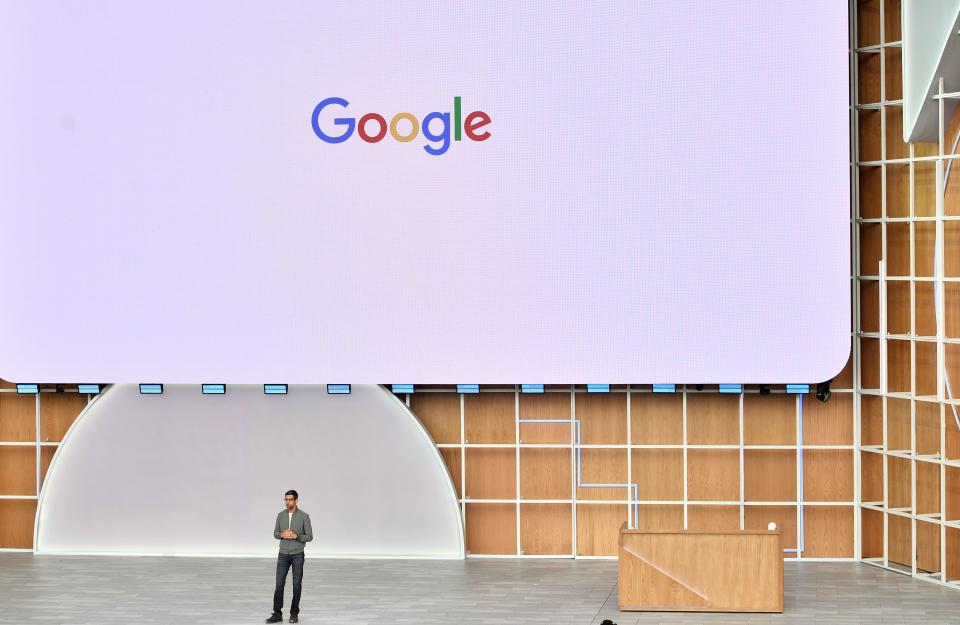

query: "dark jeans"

left=272, top=552, right=304, bottom=616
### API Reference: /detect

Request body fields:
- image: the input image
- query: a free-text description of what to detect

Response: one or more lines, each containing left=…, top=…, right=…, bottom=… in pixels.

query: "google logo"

left=310, top=97, right=491, bottom=156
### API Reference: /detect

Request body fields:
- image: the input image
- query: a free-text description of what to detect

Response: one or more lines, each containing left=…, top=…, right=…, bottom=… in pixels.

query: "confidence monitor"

left=0, top=2, right=850, bottom=383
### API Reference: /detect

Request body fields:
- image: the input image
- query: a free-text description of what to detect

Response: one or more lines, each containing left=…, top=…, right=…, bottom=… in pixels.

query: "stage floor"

left=0, top=555, right=957, bottom=624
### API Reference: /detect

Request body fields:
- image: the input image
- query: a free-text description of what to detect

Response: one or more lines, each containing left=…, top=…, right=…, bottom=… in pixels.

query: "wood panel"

left=687, top=506, right=740, bottom=531
left=915, top=342, right=939, bottom=397
left=465, top=448, right=515, bottom=500
left=631, top=449, right=683, bottom=501
left=618, top=529, right=783, bottom=613
left=916, top=520, right=941, bottom=573
left=916, top=460, right=940, bottom=516
left=39, top=393, right=88, bottom=443
left=0, top=394, right=36, bottom=442
left=686, top=395, right=739, bottom=445
left=885, top=160, right=908, bottom=216
left=861, top=507, right=884, bottom=559
left=949, top=284, right=960, bottom=339
left=803, top=393, right=853, bottom=445
left=0, top=447, right=36, bottom=496
left=519, top=503, right=571, bottom=555
left=857, top=164, right=881, bottom=219
left=834, top=351, right=854, bottom=390
left=576, top=503, right=627, bottom=556
left=885, top=106, right=910, bottom=160
left=519, top=448, right=570, bottom=500
left=915, top=282, right=937, bottom=338
left=631, top=393, right=682, bottom=444
left=860, top=337, right=881, bottom=389
left=464, top=392, right=515, bottom=444
left=859, top=279, right=879, bottom=332
left=409, top=393, right=460, bottom=444
left=40, top=446, right=56, bottom=487
left=857, top=51, right=881, bottom=105
left=884, top=0, right=901, bottom=41
left=519, top=392, right=570, bottom=444
left=744, top=505, right=796, bottom=551
left=948, top=527, right=960, bottom=581
left=946, top=221, right=960, bottom=278
left=915, top=221, right=935, bottom=277
left=887, top=456, right=911, bottom=509
left=916, top=401, right=941, bottom=456
left=861, top=451, right=884, bottom=503
left=859, top=222, right=882, bottom=277
left=634, top=505, right=683, bottom=532
left=465, top=503, right=515, bottom=555
left=803, top=506, right=854, bottom=558
left=439, top=447, right=462, bottom=499
left=860, top=394, right=883, bottom=446
left=886, top=397, right=911, bottom=451
left=885, top=223, right=910, bottom=275
left=576, top=392, right=626, bottom=444
left=743, top=394, right=795, bottom=445
left=887, top=513, right=911, bottom=568
left=885, top=279, right=910, bottom=332
left=886, top=339, right=911, bottom=394
left=744, top=450, right=796, bottom=502
left=804, top=450, right=854, bottom=502
left=688, top=450, right=739, bottom=501
left=915, top=160, right=938, bottom=218
left=577, top=448, right=628, bottom=501
left=0, top=499, right=36, bottom=549
left=858, top=109, right=882, bottom=162
left=857, top=0, right=881, bottom=47
left=948, top=466, right=960, bottom=522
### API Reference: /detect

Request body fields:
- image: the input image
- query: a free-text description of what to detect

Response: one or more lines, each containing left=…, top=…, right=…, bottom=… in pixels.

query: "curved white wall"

left=36, top=384, right=463, bottom=558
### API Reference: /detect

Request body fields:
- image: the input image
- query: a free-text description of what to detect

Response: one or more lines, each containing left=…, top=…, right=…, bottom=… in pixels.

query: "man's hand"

left=280, top=529, right=298, bottom=540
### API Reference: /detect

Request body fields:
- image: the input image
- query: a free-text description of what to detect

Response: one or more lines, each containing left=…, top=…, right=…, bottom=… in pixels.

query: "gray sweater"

left=273, top=508, right=313, bottom=554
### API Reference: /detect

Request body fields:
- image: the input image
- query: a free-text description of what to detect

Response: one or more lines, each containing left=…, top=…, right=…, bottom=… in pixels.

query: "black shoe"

left=265, top=614, right=283, bottom=624
left=289, top=616, right=299, bottom=623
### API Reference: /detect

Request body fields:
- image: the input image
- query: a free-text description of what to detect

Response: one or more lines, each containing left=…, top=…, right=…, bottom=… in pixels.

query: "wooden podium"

left=617, top=523, right=783, bottom=612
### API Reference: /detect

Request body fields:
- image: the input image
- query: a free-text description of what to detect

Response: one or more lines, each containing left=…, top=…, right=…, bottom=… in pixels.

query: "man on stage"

left=267, top=490, right=313, bottom=623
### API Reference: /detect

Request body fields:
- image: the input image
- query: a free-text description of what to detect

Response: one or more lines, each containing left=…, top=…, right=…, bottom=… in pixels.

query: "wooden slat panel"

left=858, top=110, right=882, bottom=162
left=743, top=394, right=795, bottom=445
left=409, top=393, right=460, bottom=444
left=687, top=505, right=740, bottom=531
left=631, top=449, right=683, bottom=501
left=465, top=503, right=515, bottom=555
left=915, top=342, right=939, bottom=397
left=804, top=450, right=854, bottom=502
left=860, top=337, right=881, bottom=389
left=886, top=397, right=911, bottom=451
left=861, top=507, right=884, bottom=559
left=887, top=513, right=911, bottom=568
left=39, top=393, right=87, bottom=443
left=744, top=450, right=796, bottom=502
left=519, top=503, right=571, bottom=555
left=948, top=466, right=960, bottom=522
left=916, top=520, right=940, bottom=574
left=860, top=394, right=883, bottom=446
left=857, top=52, right=881, bottom=105
left=576, top=392, right=626, bottom=444
left=439, top=447, right=462, bottom=499
left=634, top=505, right=683, bottom=531
left=0, top=447, right=36, bottom=496
left=744, top=505, right=797, bottom=551
left=887, top=339, right=911, bottom=394
left=915, top=221, right=935, bottom=277
left=630, top=393, right=682, bottom=444
left=833, top=352, right=854, bottom=390
left=916, top=460, right=940, bottom=516
left=0, top=394, right=36, bottom=442
left=804, top=506, right=854, bottom=558
left=886, top=223, right=910, bottom=275
left=859, top=279, right=879, bottom=332
left=519, top=448, right=570, bottom=500
left=886, top=279, right=911, bottom=332
left=884, top=0, right=901, bottom=41
left=519, top=392, right=570, bottom=444
left=887, top=456, right=911, bottom=509
left=687, top=450, right=739, bottom=501
left=686, top=395, right=739, bottom=445
left=0, top=499, right=36, bottom=549
left=857, top=0, right=880, bottom=47
left=577, top=448, right=628, bottom=501
left=859, top=222, right=882, bottom=276
left=465, top=448, right=515, bottom=500
left=803, top=393, right=853, bottom=445
left=861, top=451, right=884, bottom=502
left=464, top=392, right=515, bottom=444
left=859, top=166, right=882, bottom=219
left=885, top=106, right=910, bottom=160
left=575, top=503, right=627, bottom=556
left=948, top=527, right=960, bottom=581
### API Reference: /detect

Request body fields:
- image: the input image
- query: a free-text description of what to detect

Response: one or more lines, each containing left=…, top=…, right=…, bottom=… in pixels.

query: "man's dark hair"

left=285, top=489, right=298, bottom=500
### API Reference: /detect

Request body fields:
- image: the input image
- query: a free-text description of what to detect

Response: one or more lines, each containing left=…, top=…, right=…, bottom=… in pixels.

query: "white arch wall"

left=36, top=384, right=463, bottom=558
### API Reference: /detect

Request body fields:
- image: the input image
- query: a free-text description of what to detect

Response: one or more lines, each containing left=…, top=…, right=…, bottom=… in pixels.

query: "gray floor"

left=0, top=555, right=958, bottom=624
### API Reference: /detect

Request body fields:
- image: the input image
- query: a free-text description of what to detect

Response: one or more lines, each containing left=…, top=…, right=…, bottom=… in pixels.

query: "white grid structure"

left=404, top=385, right=857, bottom=560
left=852, top=0, right=960, bottom=591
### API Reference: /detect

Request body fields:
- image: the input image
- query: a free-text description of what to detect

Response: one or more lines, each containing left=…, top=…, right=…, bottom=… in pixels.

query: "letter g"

left=311, top=97, right=355, bottom=143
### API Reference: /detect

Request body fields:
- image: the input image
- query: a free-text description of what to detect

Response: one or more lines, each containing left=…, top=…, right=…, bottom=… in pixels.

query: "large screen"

left=0, top=2, right=850, bottom=383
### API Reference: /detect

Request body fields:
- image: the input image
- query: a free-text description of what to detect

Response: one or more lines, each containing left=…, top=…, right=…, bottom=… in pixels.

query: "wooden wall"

left=856, top=0, right=960, bottom=583
left=410, top=380, right=855, bottom=558
left=0, top=382, right=89, bottom=549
